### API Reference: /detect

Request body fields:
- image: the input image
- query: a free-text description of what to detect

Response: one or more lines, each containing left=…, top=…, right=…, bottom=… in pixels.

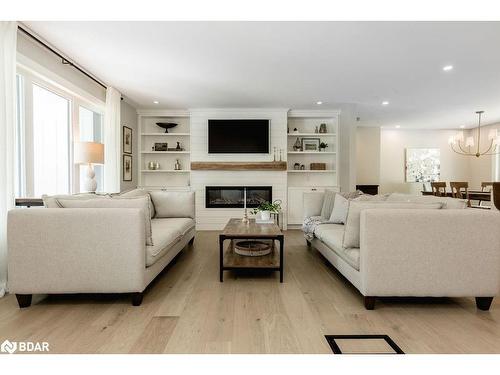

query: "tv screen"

left=208, top=119, right=270, bottom=154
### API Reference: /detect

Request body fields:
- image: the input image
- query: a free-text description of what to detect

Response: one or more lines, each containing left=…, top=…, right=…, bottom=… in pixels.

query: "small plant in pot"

left=252, top=200, right=282, bottom=221
left=319, top=142, right=328, bottom=151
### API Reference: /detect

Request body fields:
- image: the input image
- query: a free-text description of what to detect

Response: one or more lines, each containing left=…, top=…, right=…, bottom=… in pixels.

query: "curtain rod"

left=18, top=26, right=108, bottom=91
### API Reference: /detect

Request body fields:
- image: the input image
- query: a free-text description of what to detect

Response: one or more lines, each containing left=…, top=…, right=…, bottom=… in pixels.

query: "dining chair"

left=431, top=182, right=447, bottom=197
left=450, top=181, right=468, bottom=199
left=481, top=182, right=494, bottom=192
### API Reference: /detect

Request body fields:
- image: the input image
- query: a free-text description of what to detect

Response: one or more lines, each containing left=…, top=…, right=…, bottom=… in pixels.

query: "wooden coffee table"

left=219, top=218, right=284, bottom=282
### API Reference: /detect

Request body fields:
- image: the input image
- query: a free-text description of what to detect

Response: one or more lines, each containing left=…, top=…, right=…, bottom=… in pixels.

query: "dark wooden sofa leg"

left=306, top=240, right=311, bottom=248
left=364, top=296, right=376, bottom=310
left=16, top=294, right=32, bottom=308
left=131, top=292, right=144, bottom=306
left=189, top=236, right=195, bottom=246
left=475, top=297, right=494, bottom=311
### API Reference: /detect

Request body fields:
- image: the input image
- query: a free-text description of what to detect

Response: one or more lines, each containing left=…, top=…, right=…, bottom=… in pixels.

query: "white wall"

left=120, top=101, right=138, bottom=191
left=356, top=127, right=380, bottom=185
left=338, top=104, right=357, bottom=192
left=190, top=108, right=288, bottom=230
left=467, top=122, right=500, bottom=188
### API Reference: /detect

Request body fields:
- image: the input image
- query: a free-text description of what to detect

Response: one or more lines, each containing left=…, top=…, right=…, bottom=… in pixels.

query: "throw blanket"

left=302, top=215, right=327, bottom=241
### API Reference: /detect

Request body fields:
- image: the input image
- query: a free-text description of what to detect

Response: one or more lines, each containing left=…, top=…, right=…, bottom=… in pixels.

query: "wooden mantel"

left=191, top=161, right=287, bottom=171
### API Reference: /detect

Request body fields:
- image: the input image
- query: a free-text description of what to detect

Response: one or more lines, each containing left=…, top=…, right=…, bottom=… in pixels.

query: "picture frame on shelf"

left=301, top=138, right=320, bottom=151
left=154, top=142, right=168, bottom=151
left=123, top=126, right=132, bottom=154
left=123, top=154, right=132, bottom=181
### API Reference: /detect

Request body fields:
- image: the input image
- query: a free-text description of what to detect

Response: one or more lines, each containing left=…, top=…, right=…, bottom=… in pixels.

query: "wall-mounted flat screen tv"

left=208, top=119, right=270, bottom=153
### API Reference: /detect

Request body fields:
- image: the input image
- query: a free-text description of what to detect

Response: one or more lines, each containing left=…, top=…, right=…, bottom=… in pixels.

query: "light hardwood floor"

left=1, top=230, right=499, bottom=354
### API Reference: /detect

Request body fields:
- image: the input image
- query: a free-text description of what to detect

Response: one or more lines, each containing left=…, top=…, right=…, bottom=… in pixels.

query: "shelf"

left=141, top=133, right=190, bottom=136
left=191, top=161, right=287, bottom=171
left=287, top=170, right=336, bottom=173
left=288, top=133, right=336, bottom=137
left=141, top=151, right=190, bottom=154
left=287, top=151, right=336, bottom=154
left=141, top=170, right=190, bottom=173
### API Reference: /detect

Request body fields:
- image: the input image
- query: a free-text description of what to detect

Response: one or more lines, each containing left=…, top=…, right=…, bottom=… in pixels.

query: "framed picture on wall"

left=123, top=154, right=132, bottom=181
left=123, top=126, right=132, bottom=154
left=301, top=138, right=321, bottom=151
left=405, top=148, right=441, bottom=182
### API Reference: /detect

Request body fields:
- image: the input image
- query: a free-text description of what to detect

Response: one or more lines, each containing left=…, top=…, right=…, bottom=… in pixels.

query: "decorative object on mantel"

left=319, top=142, right=328, bottom=151
left=273, top=147, right=277, bottom=161
left=242, top=187, right=249, bottom=224
left=294, top=163, right=300, bottom=170
left=175, top=141, right=182, bottom=151
left=310, top=163, right=326, bottom=170
left=493, top=182, right=500, bottom=211
left=293, top=137, right=302, bottom=151
left=147, top=161, right=160, bottom=170
left=319, top=123, right=328, bottom=133
left=302, top=138, right=320, bottom=151
left=123, top=126, right=132, bottom=154
left=279, top=149, right=283, bottom=161
left=155, top=122, right=178, bottom=133
left=191, top=161, right=287, bottom=171
left=174, top=159, right=181, bottom=170
left=300, top=164, right=305, bottom=170
left=154, top=142, right=168, bottom=151
left=449, top=111, right=500, bottom=157
left=74, top=141, right=105, bottom=192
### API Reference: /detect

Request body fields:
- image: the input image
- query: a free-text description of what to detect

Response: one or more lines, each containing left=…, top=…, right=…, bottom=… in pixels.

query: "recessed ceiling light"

left=460, top=125, right=465, bottom=129
left=153, top=100, right=159, bottom=104
left=443, top=65, right=453, bottom=71
left=395, top=125, right=401, bottom=129
left=316, top=101, right=323, bottom=105
left=382, top=101, right=389, bottom=106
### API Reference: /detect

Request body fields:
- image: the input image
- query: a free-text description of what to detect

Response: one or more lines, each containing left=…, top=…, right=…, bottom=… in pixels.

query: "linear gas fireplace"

left=205, top=186, right=272, bottom=208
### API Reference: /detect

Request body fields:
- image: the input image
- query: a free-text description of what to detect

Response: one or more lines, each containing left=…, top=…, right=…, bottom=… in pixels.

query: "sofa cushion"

left=41, top=193, right=108, bottom=208
left=320, top=190, right=337, bottom=220
left=149, top=191, right=195, bottom=219
left=120, top=188, right=156, bottom=218
left=146, top=218, right=195, bottom=266
left=329, top=194, right=349, bottom=224
left=386, top=193, right=467, bottom=209
left=57, top=196, right=153, bottom=246
left=313, top=223, right=360, bottom=270
left=343, top=201, right=444, bottom=248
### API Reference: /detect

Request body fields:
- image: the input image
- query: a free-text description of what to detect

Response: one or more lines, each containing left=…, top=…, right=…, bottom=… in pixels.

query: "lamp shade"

left=74, top=142, right=104, bottom=165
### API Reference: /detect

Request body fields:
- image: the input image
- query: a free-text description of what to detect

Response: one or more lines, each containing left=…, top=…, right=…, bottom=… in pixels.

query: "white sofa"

left=303, top=192, right=500, bottom=310
left=7, top=189, right=195, bottom=308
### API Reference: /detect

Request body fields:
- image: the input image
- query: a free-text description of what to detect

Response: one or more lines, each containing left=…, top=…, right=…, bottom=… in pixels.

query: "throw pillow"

left=120, top=188, right=156, bottom=218
left=329, top=194, right=349, bottom=223
left=56, top=195, right=153, bottom=246
left=320, top=190, right=337, bottom=220
left=342, top=201, right=443, bottom=248
left=149, top=191, right=195, bottom=219
left=42, top=193, right=109, bottom=208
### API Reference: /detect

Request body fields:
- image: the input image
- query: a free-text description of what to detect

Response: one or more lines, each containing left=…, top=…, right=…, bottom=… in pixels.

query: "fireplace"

left=205, top=186, right=272, bottom=208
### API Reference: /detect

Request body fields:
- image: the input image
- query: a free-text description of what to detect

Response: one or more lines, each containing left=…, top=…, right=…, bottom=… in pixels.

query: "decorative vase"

left=260, top=210, right=271, bottom=221
left=293, top=137, right=302, bottom=151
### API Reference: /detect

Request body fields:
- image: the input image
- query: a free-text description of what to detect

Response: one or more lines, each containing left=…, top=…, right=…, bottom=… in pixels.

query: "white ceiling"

left=25, top=21, right=500, bottom=129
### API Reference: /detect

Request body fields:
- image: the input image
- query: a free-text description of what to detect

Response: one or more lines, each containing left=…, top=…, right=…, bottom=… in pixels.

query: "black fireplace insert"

left=205, top=186, right=272, bottom=208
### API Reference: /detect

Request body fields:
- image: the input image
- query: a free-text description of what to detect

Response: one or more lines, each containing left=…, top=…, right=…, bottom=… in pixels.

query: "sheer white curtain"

left=0, top=22, right=17, bottom=298
left=104, top=87, right=121, bottom=193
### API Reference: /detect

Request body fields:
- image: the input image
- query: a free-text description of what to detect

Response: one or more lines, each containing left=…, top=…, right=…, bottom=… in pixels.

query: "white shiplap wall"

left=190, top=108, right=288, bottom=230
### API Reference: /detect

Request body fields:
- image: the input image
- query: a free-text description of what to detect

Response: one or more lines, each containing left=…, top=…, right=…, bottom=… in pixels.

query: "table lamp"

left=74, top=141, right=104, bottom=193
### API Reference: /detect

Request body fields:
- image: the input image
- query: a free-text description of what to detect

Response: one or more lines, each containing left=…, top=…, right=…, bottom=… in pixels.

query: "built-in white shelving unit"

left=137, top=110, right=191, bottom=188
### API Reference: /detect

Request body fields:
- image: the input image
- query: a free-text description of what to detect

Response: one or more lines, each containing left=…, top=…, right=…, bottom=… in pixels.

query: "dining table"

left=421, top=190, right=491, bottom=208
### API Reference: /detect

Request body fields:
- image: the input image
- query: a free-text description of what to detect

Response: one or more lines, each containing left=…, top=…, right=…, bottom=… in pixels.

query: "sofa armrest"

left=7, top=208, right=146, bottom=294
left=303, top=192, right=325, bottom=218
left=359, top=209, right=500, bottom=297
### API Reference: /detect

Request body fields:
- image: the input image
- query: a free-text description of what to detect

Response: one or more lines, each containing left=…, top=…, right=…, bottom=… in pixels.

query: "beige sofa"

left=7, top=189, right=195, bottom=308
left=303, top=192, right=500, bottom=310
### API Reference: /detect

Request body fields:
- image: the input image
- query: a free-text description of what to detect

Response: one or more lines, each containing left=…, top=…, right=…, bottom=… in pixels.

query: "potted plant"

left=319, top=142, right=328, bottom=151
left=252, top=200, right=282, bottom=221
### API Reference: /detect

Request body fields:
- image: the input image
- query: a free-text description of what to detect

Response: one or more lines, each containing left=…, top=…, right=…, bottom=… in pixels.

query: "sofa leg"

left=131, top=292, right=144, bottom=306
left=189, top=236, right=195, bottom=246
left=306, top=240, right=311, bottom=248
left=16, top=294, right=32, bottom=308
left=364, top=296, right=376, bottom=310
left=475, top=297, right=494, bottom=311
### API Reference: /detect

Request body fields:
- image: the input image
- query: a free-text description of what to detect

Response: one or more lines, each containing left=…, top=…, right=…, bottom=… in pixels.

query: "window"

left=15, top=66, right=104, bottom=197
left=79, top=106, right=104, bottom=192
left=32, top=84, right=71, bottom=196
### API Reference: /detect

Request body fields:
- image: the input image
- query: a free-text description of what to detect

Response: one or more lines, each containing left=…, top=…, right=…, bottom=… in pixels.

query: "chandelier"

left=449, top=111, right=500, bottom=157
